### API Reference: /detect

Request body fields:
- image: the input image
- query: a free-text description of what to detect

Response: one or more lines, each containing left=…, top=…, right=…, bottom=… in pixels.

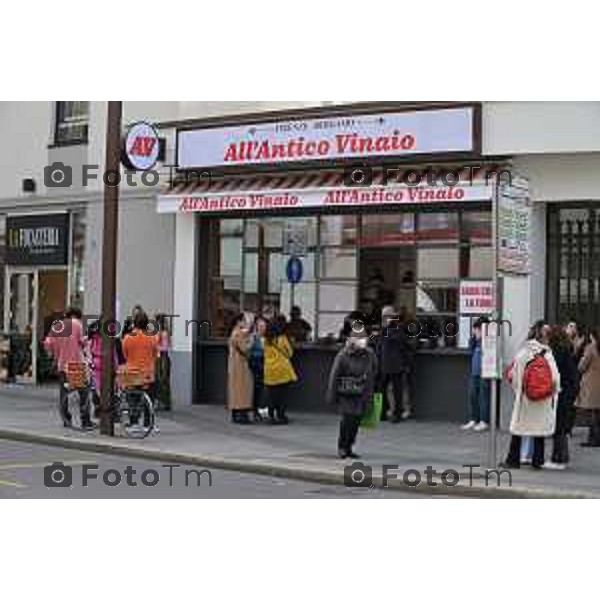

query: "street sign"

left=286, top=256, right=303, bottom=284
left=498, top=178, right=531, bottom=274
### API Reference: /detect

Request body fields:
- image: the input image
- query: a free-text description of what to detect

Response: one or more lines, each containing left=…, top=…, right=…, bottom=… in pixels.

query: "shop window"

left=361, top=213, right=415, bottom=247
left=209, top=221, right=243, bottom=336
left=320, top=215, right=357, bottom=246
left=220, top=237, right=243, bottom=287
left=462, top=211, right=492, bottom=244
left=318, top=312, right=349, bottom=340
left=319, top=281, right=357, bottom=312
left=263, top=218, right=284, bottom=248
left=416, top=281, right=458, bottom=314
left=54, top=101, right=89, bottom=145
left=468, top=246, right=494, bottom=278
left=417, top=212, right=459, bottom=244
left=417, top=247, right=459, bottom=279
left=243, top=252, right=258, bottom=294
left=320, top=247, right=357, bottom=279
left=204, top=208, right=491, bottom=343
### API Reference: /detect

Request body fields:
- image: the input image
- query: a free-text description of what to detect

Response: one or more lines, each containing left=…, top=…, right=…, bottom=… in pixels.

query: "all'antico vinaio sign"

left=157, top=182, right=492, bottom=214
left=176, top=106, right=478, bottom=169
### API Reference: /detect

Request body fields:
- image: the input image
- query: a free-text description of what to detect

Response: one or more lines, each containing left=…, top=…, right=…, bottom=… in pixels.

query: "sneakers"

left=544, top=462, right=567, bottom=470
left=461, top=421, right=476, bottom=431
left=473, top=422, right=489, bottom=432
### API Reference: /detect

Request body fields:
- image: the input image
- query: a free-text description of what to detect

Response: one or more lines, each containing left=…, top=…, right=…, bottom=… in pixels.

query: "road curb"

left=0, top=428, right=594, bottom=498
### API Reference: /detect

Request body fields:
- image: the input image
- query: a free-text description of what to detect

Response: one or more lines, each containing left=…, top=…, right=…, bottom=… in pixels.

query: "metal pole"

left=487, top=180, right=501, bottom=468
left=100, top=101, right=122, bottom=436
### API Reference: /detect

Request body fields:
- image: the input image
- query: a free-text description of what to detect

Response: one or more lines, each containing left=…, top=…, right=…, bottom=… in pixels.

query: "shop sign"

left=6, top=213, right=70, bottom=266
left=177, top=106, right=478, bottom=169
left=497, top=178, right=531, bottom=274
left=122, top=121, right=160, bottom=171
left=283, top=222, right=309, bottom=256
left=459, top=280, right=494, bottom=315
left=158, top=181, right=493, bottom=214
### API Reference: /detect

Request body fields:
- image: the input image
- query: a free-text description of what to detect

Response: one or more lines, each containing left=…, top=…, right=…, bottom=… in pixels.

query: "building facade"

left=1, top=101, right=599, bottom=421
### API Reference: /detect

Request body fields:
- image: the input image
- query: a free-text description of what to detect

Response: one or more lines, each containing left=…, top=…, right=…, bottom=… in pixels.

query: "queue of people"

left=227, top=312, right=298, bottom=425
left=43, top=301, right=600, bottom=470
left=496, top=318, right=596, bottom=471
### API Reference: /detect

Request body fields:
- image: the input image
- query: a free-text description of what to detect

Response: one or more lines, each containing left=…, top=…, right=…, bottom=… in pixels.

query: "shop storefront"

left=159, top=102, right=519, bottom=420
left=1, top=209, right=86, bottom=383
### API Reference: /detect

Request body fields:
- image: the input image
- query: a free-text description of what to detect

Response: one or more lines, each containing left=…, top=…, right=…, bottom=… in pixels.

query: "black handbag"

left=336, top=374, right=367, bottom=397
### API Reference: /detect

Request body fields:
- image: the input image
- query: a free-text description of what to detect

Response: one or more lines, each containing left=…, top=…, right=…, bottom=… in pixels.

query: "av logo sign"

left=122, top=121, right=161, bottom=170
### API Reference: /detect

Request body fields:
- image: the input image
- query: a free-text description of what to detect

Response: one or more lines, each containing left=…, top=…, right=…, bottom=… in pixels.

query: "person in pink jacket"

left=44, top=307, right=94, bottom=429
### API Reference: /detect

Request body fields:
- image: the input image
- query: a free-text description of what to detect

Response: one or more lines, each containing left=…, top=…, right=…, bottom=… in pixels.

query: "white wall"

left=512, top=153, right=600, bottom=201
left=484, top=102, right=600, bottom=155
left=0, top=101, right=53, bottom=199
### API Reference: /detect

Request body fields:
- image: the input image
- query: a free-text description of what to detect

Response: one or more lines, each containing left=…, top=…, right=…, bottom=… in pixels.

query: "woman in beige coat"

left=576, top=329, right=600, bottom=447
left=227, top=313, right=254, bottom=424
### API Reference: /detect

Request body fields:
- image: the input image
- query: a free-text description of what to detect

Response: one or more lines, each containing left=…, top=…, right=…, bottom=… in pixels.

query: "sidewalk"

left=0, top=383, right=598, bottom=498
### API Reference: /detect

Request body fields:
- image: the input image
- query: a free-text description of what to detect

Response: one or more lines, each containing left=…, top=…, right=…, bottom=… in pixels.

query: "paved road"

left=0, top=440, right=449, bottom=499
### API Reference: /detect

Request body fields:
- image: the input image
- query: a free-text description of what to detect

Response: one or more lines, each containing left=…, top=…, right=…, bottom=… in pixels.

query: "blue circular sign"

left=286, top=256, right=303, bottom=284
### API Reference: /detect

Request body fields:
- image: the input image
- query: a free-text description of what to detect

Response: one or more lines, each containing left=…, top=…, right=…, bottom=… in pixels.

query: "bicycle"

left=60, top=362, right=95, bottom=431
left=113, top=366, right=158, bottom=439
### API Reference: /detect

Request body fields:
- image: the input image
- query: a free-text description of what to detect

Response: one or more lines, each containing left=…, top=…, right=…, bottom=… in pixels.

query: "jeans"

left=468, top=375, right=491, bottom=424
left=506, top=435, right=545, bottom=468
left=58, top=372, right=91, bottom=426
left=338, top=414, right=362, bottom=453
left=521, top=436, right=534, bottom=460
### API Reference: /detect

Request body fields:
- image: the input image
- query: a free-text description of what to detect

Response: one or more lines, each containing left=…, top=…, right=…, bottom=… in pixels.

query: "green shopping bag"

left=361, top=392, right=383, bottom=429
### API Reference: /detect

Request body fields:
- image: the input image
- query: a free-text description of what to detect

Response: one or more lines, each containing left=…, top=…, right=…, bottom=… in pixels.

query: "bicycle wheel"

left=122, top=390, right=155, bottom=439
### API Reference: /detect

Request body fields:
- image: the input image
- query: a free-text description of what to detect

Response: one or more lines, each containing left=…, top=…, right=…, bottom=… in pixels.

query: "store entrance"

left=4, top=268, right=69, bottom=383
left=359, top=247, right=416, bottom=325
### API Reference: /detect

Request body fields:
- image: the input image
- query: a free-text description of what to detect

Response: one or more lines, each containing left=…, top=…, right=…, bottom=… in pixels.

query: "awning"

left=158, top=165, right=504, bottom=214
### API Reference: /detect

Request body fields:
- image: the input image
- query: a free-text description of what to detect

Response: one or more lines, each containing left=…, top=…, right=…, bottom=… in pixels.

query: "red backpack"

left=523, top=351, right=554, bottom=401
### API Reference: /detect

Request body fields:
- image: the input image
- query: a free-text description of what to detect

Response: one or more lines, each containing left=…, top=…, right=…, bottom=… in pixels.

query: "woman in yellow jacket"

left=264, top=317, right=297, bottom=425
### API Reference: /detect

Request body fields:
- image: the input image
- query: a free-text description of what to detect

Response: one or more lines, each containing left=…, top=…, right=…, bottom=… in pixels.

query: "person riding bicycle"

left=122, top=311, right=159, bottom=427
left=44, top=306, right=95, bottom=430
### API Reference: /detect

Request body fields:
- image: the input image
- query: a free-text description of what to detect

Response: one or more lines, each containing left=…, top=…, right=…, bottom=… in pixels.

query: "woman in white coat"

left=501, top=321, right=560, bottom=469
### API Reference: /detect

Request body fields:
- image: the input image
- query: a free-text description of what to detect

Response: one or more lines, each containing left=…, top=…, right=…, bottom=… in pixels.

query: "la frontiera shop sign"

left=6, top=213, right=70, bottom=266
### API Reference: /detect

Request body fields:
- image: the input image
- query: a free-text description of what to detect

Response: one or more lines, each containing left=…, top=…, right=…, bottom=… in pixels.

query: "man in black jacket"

left=380, top=306, right=416, bottom=423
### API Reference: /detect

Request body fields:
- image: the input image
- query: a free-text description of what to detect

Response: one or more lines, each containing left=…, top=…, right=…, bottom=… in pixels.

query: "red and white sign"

left=177, top=106, right=476, bottom=169
left=158, top=181, right=493, bottom=214
left=459, top=280, right=495, bottom=315
left=122, top=121, right=160, bottom=171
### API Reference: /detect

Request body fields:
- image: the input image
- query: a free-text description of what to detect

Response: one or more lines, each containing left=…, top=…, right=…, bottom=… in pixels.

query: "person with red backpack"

left=501, top=320, right=560, bottom=470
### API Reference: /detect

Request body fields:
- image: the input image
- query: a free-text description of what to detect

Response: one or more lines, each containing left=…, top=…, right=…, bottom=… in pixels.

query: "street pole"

left=100, top=101, right=122, bottom=436
left=487, top=180, right=501, bottom=468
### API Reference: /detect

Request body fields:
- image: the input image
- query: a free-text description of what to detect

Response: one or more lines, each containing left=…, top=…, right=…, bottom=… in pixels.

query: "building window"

left=54, top=101, right=89, bottom=145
